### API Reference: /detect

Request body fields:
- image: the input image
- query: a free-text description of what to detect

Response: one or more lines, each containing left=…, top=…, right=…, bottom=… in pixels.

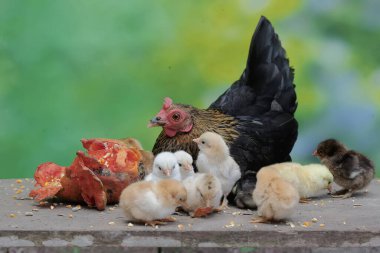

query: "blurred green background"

left=1, top=0, right=379, bottom=178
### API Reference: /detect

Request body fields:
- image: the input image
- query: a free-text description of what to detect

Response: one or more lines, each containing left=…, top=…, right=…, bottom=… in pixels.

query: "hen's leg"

left=231, top=171, right=257, bottom=209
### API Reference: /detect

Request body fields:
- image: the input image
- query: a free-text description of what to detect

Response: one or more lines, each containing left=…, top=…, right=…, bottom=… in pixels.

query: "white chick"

left=182, top=173, right=223, bottom=217
left=119, top=179, right=187, bottom=226
left=267, top=162, right=334, bottom=202
left=194, top=132, right=241, bottom=206
left=252, top=167, right=299, bottom=223
left=174, top=150, right=195, bottom=180
left=144, top=152, right=181, bottom=181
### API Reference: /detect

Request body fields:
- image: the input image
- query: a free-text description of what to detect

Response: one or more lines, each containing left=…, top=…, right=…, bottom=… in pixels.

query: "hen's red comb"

left=163, top=97, right=173, bottom=110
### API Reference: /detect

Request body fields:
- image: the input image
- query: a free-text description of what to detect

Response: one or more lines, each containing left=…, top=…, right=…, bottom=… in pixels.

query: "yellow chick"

left=182, top=173, right=223, bottom=217
left=194, top=132, right=241, bottom=207
left=119, top=179, right=187, bottom=226
left=252, top=167, right=299, bottom=223
left=266, top=162, right=334, bottom=202
left=174, top=150, right=195, bottom=180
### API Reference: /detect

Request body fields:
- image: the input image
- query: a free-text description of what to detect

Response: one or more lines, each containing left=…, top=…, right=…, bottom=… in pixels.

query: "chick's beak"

left=205, top=199, right=211, bottom=208
left=193, top=138, right=200, bottom=144
left=163, top=169, right=171, bottom=177
left=327, top=183, right=333, bottom=193
left=312, top=150, right=318, bottom=157
left=184, top=164, right=192, bottom=171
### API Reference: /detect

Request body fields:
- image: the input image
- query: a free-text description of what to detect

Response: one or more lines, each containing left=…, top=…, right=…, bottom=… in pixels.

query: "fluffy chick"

left=266, top=162, right=334, bottom=201
left=174, top=150, right=195, bottom=180
left=194, top=132, right=241, bottom=206
left=314, top=139, right=375, bottom=198
left=145, top=152, right=181, bottom=181
left=252, top=167, right=299, bottom=223
left=182, top=173, right=223, bottom=217
left=119, top=179, right=187, bottom=226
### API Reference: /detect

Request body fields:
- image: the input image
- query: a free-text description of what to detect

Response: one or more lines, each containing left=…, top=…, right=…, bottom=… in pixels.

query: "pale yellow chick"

left=119, top=179, right=187, bottom=226
left=267, top=162, right=334, bottom=201
left=182, top=173, right=223, bottom=217
left=252, top=167, right=299, bottom=223
left=194, top=132, right=241, bottom=207
left=174, top=150, right=195, bottom=180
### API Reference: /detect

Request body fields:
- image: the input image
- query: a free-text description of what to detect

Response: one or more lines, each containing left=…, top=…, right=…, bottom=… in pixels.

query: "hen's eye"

left=172, top=113, right=181, bottom=121
left=201, top=141, right=205, bottom=144
left=158, top=166, right=162, bottom=170
left=178, top=163, right=182, bottom=167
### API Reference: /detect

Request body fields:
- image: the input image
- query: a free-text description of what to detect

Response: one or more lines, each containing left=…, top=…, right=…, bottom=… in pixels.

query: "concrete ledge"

left=1, top=179, right=380, bottom=252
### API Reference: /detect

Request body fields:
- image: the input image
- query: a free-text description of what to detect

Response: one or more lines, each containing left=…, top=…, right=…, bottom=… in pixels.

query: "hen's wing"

left=209, top=16, right=297, bottom=116
left=212, top=16, right=298, bottom=209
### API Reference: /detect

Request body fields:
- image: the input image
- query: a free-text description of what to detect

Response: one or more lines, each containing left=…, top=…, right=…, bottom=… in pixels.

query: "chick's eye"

left=158, top=166, right=162, bottom=170
left=178, top=163, right=182, bottom=167
left=172, top=113, right=181, bottom=121
left=201, top=141, right=205, bottom=144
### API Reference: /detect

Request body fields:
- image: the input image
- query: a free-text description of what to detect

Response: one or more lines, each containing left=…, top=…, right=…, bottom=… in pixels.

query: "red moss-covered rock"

left=29, top=138, right=144, bottom=210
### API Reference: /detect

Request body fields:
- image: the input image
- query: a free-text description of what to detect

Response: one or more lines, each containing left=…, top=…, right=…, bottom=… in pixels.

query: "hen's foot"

left=332, top=189, right=349, bottom=195
left=231, top=173, right=257, bottom=209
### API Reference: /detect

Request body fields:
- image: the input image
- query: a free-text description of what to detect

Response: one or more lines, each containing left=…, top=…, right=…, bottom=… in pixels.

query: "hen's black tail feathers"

left=209, top=16, right=297, bottom=116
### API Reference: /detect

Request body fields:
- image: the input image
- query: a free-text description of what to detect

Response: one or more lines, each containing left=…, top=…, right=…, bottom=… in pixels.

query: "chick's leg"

left=145, top=220, right=167, bottom=227
left=250, top=216, right=269, bottom=224
left=299, top=198, right=312, bottom=204
left=158, top=216, right=176, bottom=222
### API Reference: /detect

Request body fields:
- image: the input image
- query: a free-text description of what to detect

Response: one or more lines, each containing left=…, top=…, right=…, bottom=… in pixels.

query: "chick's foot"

left=250, top=216, right=268, bottom=224
left=145, top=220, right=167, bottom=227
left=158, top=216, right=176, bottom=222
left=299, top=198, right=312, bottom=204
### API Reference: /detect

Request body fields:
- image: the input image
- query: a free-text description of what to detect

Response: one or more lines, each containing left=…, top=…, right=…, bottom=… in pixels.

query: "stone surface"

left=0, top=179, right=380, bottom=252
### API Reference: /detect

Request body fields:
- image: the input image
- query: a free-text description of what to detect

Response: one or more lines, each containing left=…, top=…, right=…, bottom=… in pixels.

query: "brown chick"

left=252, top=167, right=299, bottom=223
left=119, top=179, right=187, bottom=226
left=182, top=173, right=223, bottom=217
left=314, top=139, right=375, bottom=198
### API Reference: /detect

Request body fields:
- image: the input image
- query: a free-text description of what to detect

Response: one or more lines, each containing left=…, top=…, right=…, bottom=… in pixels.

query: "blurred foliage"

left=0, top=0, right=379, bottom=178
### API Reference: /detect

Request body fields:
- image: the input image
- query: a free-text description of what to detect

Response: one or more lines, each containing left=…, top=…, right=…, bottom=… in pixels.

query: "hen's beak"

left=163, top=169, right=171, bottom=177
left=193, top=138, right=200, bottom=144
left=205, top=199, right=211, bottom=208
left=312, top=150, right=318, bottom=157
left=148, top=116, right=165, bottom=128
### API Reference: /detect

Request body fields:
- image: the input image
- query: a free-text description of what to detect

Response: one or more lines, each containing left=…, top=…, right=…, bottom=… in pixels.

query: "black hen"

left=149, top=16, right=298, bottom=208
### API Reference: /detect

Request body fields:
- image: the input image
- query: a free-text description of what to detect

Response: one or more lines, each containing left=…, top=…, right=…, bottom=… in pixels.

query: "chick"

left=182, top=173, right=223, bottom=217
left=252, top=167, right=299, bottom=223
left=314, top=139, right=375, bottom=198
left=174, top=150, right=195, bottom=180
left=266, top=162, right=334, bottom=202
left=194, top=132, right=241, bottom=207
left=119, top=179, right=187, bottom=226
left=145, top=152, right=181, bottom=181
